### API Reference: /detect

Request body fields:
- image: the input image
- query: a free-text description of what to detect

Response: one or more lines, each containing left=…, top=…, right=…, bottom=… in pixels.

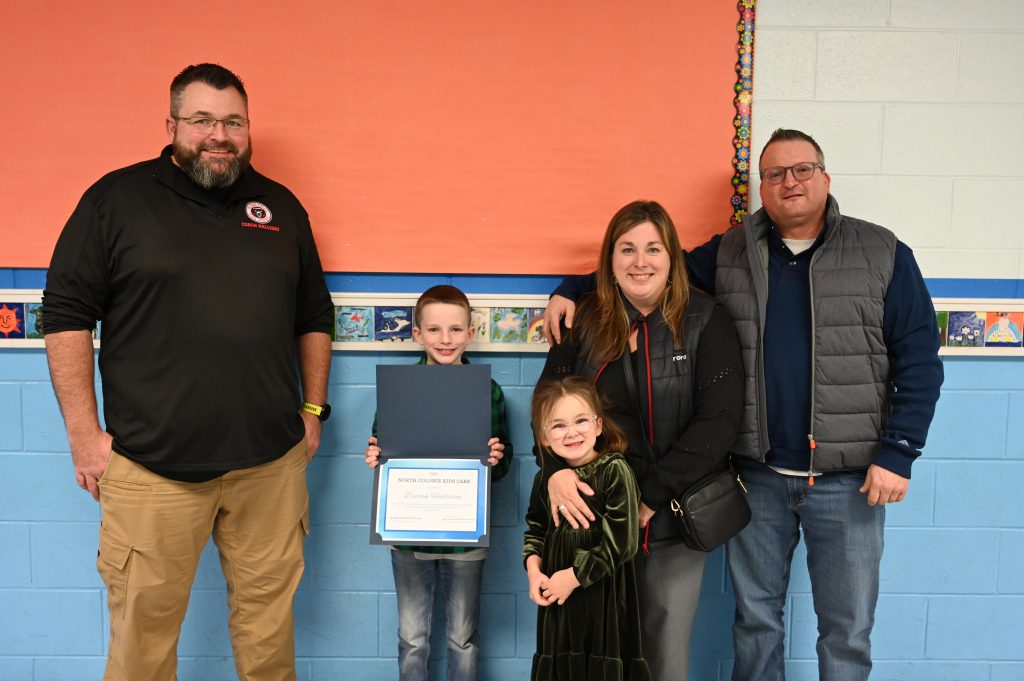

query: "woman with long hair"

left=536, top=200, right=744, bottom=680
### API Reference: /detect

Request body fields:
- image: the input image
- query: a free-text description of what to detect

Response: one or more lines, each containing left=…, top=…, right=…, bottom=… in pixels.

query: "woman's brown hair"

left=580, top=199, right=690, bottom=363
left=531, top=376, right=627, bottom=468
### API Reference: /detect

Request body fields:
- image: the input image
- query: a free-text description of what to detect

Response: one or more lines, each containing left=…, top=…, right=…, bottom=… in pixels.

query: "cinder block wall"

left=2, top=1, right=1024, bottom=679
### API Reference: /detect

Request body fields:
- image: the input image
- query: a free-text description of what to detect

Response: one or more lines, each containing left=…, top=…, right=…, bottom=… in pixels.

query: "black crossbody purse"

left=622, top=341, right=751, bottom=552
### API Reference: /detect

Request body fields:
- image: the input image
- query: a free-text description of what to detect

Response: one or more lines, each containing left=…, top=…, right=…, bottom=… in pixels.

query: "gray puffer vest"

left=715, top=195, right=896, bottom=471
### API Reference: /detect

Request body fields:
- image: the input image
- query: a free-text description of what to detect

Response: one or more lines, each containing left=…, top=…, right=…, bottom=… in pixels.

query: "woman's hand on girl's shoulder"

left=548, top=469, right=596, bottom=529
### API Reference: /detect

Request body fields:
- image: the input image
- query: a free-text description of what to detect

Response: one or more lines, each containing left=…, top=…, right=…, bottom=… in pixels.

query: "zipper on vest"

left=807, top=434, right=816, bottom=486
left=807, top=245, right=821, bottom=486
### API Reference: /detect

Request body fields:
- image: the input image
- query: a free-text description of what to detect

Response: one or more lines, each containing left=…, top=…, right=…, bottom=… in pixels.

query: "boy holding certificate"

left=365, top=285, right=513, bottom=681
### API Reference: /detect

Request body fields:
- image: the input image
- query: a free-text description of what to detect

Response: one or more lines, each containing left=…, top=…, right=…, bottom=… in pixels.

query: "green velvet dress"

left=524, top=453, right=652, bottom=681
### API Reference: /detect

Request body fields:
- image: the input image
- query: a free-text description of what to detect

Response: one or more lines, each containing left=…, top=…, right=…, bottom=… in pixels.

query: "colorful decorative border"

left=4, top=291, right=1023, bottom=357
left=730, top=0, right=756, bottom=227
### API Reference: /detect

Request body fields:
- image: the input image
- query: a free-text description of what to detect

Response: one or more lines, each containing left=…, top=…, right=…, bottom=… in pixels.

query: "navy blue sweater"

left=553, top=226, right=942, bottom=478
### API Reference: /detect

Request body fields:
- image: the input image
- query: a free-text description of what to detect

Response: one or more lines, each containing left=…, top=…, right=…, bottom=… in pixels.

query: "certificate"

left=370, top=458, right=490, bottom=546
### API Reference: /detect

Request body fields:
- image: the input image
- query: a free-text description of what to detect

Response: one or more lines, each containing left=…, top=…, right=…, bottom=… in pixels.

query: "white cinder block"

left=752, top=102, right=883, bottom=173
left=828, top=175, right=952, bottom=248
left=756, top=0, right=889, bottom=28
left=913, top=248, right=1020, bottom=280
left=950, top=179, right=1024, bottom=249
left=881, top=105, right=1024, bottom=175
left=816, top=32, right=957, bottom=102
left=891, top=0, right=1024, bottom=30
left=958, top=34, right=1024, bottom=104
left=751, top=30, right=817, bottom=101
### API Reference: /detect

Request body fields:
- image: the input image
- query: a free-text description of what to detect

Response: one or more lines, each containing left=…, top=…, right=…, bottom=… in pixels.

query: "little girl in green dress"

left=524, top=377, right=652, bottom=681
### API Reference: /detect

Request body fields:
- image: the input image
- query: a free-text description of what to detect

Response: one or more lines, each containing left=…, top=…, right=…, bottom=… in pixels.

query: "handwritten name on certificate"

left=384, top=467, right=479, bottom=532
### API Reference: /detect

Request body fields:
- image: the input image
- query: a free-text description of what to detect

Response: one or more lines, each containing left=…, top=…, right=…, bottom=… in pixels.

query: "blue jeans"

left=391, top=549, right=485, bottom=681
left=727, top=461, right=884, bottom=681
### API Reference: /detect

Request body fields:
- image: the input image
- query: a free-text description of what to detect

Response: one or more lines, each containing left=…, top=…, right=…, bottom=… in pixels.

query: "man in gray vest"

left=542, top=128, right=944, bottom=681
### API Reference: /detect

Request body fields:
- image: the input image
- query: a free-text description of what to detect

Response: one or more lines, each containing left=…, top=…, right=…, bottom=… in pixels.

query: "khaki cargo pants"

left=96, top=439, right=310, bottom=681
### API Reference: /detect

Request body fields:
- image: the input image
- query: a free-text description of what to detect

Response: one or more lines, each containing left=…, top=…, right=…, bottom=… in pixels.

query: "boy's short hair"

left=414, top=285, right=472, bottom=327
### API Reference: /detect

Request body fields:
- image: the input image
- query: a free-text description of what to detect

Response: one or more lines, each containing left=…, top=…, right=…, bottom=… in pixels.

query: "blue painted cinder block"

left=479, top=657, right=534, bottom=680
left=330, top=351, right=382, bottom=385
left=0, top=658, right=33, bottom=681
left=991, top=663, right=1024, bottom=681
left=926, top=390, right=1008, bottom=459
left=1006, top=393, right=1024, bottom=459
left=191, top=538, right=228, bottom=590
left=886, top=460, right=936, bottom=527
left=934, top=462, right=1024, bottom=528
left=309, top=659, right=396, bottom=681
left=308, top=455, right=374, bottom=525
left=940, top=357, right=1024, bottom=391
left=330, top=384, right=379, bottom=454
left=1, top=454, right=100, bottom=522
left=516, top=591, right=537, bottom=659
left=473, top=352, right=521, bottom=386
left=294, top=592, right=379, bottom=657
left=690, top=593, right=737, bottom=658
left=309, top=526, right=393, bottom=592
left=0, top=383, right=22, bottom=450
left=0, top=590, right=103, bottom=655
left=790, top=594, right=928, bottom=660
left=926, top=596, right=1024, bottom=660
left=21, top=382, right=72, bottom=452
left=520, top=355, right=546, bottom=385
left=881, top=529, right=999, bottom=593
left=30, top=522, right=103, bottom=588
left=177, top=591, right=232, bottom=657
left=0, top=348, right=53, bottom=381
left=491, top=460, right=521, bottom=529
left=378, top=591, right=398, bottom=658
left=997, top=531, right=1024, bottom=594
left=480, top=593, right=518, bottom=657
left=0, top=523, right=31, bottom=587
left=863, top=661, right=988, bottom=681
left=481, top=525, right=528, bottom=594
left=0, top=269, right=14, bottom=288
left=869, top=596, right=929, bottom=659
left=701, top=546, right=728, bottom=595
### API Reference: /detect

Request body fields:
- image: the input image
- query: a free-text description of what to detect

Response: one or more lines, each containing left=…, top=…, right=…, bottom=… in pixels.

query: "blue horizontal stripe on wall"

left=2, top=268, right=1024, bottom=299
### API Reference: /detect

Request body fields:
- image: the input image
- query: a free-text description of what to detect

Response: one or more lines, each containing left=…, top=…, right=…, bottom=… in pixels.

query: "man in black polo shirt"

left=42, top=63, right=333, bottom=681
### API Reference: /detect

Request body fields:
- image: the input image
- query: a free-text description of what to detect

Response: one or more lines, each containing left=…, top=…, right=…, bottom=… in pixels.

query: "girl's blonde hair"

left=531, top=377, right=627, bottom=468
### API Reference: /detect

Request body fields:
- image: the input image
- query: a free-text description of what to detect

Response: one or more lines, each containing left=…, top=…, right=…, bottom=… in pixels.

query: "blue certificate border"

left=371, top=458, right=490, bottom=546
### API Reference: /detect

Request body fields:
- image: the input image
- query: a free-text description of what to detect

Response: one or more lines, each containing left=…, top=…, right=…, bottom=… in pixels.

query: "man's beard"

left=172, top=139, right=252, bottom=189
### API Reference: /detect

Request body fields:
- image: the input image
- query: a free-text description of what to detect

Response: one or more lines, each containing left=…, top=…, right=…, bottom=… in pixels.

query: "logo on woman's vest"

left=245, top=201, right=273, bottom=224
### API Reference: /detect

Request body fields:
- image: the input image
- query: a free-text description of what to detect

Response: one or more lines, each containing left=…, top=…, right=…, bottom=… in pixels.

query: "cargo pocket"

left=96, top=526, right=133, bottom=620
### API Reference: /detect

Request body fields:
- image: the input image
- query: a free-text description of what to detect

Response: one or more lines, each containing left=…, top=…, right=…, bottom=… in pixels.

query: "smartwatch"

left=301, top=402, right=332, bottom=422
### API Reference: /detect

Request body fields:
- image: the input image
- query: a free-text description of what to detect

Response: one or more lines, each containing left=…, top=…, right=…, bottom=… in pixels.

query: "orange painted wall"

left=1, top=2, right=739, bottom=274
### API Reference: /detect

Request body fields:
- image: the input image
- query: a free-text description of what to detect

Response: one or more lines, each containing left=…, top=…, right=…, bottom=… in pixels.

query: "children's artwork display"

left=491, top=308, right=528, bottom=344
left=337, top=306, right=374, bottom=342
left=984, top=312, right=1023, bottom=348
left=374, top=307, right=414, bottom=343
left=946, top=311, right=985, bottom=347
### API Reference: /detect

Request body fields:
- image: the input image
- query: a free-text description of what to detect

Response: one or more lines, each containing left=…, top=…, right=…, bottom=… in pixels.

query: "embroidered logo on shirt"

left=245, top=201, right=273, bottom=224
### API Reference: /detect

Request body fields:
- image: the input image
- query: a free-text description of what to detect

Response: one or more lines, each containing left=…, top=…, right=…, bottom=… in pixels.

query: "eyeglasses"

left=544, top=415, right=599, bottom=438
left=174, top=116, right=249, bottom=134
left=759, top=162, right=824, bottom=184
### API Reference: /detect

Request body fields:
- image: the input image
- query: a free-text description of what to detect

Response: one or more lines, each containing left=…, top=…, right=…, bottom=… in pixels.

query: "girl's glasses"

left=544, top=415, right=598, bottom=438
